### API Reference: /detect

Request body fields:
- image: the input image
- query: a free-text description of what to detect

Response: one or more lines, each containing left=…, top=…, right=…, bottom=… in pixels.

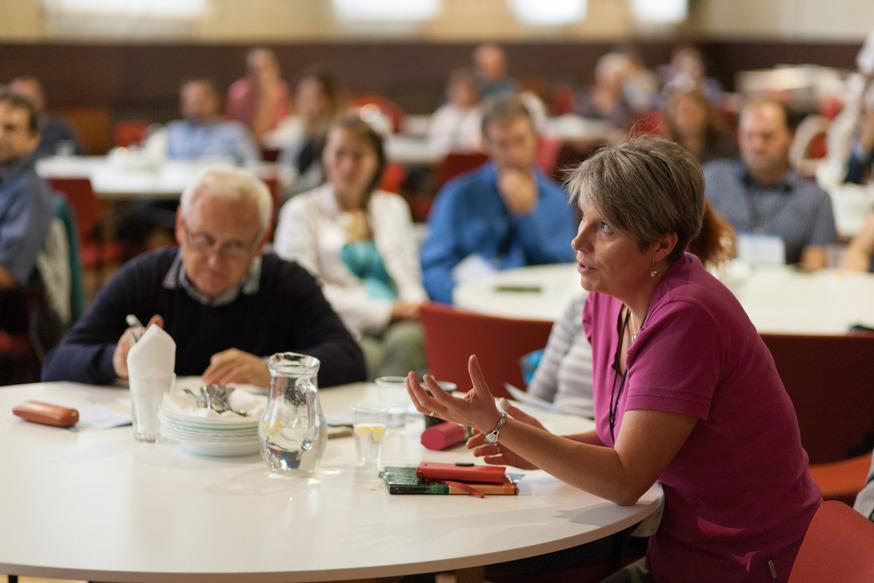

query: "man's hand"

left=497, top=168, right=538, bottom=215
left=203, top=348, right=270, bottom=387
left=112, top=315, right=164, bottom=379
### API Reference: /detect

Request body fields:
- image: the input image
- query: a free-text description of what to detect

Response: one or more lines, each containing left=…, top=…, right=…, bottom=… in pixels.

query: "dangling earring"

left=649, top=262, right=658, bottom=278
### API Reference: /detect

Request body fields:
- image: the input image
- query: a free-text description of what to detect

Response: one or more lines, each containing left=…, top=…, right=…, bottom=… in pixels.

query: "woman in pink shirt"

left=406, top=136, right=821, bottom=582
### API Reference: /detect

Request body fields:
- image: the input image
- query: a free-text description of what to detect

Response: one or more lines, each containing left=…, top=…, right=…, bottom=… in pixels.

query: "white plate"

left=178, top=439, right=260, bottom=457
left=159, top=413, right=258, bottom=433
left=160, top=423, right=258, bottom=442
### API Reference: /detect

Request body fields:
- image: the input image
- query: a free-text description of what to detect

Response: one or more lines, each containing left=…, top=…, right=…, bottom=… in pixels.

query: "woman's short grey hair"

left=566, top=136, right=704, bottom=263
left=180, top=167, right=273, bottom=237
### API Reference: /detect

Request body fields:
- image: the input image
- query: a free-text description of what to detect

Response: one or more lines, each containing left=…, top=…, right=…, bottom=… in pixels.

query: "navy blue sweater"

left=42, top=248, right=366, bottom=387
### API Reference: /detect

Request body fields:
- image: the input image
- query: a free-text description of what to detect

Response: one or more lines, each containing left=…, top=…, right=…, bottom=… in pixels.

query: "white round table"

left=0, top=381, right=660, bottom=582
left=453, top=262, right=874, bottom=334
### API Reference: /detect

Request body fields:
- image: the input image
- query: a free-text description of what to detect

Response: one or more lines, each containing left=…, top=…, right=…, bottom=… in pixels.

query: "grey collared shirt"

left=703, top=160, right=838, bottom=264
left=162, top=249, right=262, bottom=306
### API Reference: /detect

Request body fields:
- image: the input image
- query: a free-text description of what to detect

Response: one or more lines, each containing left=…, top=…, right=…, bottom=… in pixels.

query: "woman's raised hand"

left=405, top=354, right=501, bottom=434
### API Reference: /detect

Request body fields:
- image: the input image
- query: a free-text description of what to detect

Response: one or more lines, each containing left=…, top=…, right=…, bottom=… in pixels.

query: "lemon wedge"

left=354, top=423, right=387, bottom=441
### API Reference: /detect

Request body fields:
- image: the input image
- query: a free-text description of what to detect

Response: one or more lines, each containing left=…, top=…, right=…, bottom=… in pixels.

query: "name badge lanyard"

left=742, top=186, right=792, bottom=234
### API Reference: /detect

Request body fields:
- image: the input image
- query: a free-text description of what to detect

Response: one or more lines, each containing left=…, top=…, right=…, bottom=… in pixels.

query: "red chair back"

left=433, top=152, right=489, bottom=192
left=48, top=178, right=99, bottom=239
left=113, top=120, right=150, bottom=148
left=760, top=333, right=874, bottom=465
left=419, top=302, right=553, bottom=399
left=788, top=501, right=874, bottom=583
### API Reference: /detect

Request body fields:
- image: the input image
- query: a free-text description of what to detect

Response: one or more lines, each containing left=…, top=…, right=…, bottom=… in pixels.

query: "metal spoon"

left=182, top=388, right=205, bottom=408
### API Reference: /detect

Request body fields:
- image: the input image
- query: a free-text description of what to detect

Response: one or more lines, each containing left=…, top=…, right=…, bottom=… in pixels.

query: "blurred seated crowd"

left=2, top=40, right=874, bottom=392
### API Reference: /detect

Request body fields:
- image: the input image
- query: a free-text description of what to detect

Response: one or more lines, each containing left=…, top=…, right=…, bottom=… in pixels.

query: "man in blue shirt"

left=9, top=77, right=87, bottom=159
left=0, top=90, right=54, bottom=290
left=421, top=95, right=577, bottom=304
left=145, top=79, right=259, bottom=165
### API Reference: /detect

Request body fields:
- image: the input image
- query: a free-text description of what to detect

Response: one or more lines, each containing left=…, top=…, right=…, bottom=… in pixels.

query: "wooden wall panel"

left=0, top=39, right=863, bottom=153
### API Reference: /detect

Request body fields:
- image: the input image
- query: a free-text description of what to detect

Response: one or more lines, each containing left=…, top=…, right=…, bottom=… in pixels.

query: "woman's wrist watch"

left=484, top=411, right=507, bottom=444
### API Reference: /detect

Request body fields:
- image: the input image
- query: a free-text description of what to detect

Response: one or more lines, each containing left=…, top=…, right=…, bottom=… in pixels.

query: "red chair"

left=349, top=95, right=406, bottom=134
left=433, top=151, right=489, bottom=192
left=536, top=136, right=564, bottom=178
left=379, top=162, right=407, bottom=195
left=788, top=501, right=874, bottom=583
left=47, top=178, right=122, bottom=276
left=113, top=120, right=150, bottom=148
left=260, top=175, right=283, bottom=242
left=419, top=302, right=553, bottom=399
left=760, top=333, right=874, bottom=503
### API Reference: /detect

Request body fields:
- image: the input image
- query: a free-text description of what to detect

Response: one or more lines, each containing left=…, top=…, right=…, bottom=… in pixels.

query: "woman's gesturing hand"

left=406, top=354, right=502, bottom=434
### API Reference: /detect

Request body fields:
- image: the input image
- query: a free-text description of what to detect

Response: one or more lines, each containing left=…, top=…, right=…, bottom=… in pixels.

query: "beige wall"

left=0, top=0, right=871, bottom=43
left=693, top=0, right=874, bottom=40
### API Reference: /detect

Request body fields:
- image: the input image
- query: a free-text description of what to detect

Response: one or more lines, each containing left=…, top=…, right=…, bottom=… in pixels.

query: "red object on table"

left=421, top=422, right=466, bottom=451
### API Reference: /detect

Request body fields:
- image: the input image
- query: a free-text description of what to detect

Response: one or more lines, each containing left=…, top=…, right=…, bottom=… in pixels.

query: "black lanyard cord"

left=608, top=307, right=631, bottom=443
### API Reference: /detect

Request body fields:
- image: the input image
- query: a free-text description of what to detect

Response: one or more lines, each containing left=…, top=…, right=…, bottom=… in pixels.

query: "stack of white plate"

left=158, top=387, right=266, bottom=457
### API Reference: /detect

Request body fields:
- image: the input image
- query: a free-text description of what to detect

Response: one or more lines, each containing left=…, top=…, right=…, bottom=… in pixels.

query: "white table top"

left=36, top=156, right=279, bottom=201
left=385, top=134, right=448, bottom=166
left=454, top=262, right=874, bottom=334
left=0, top=381, right=660, bottom=582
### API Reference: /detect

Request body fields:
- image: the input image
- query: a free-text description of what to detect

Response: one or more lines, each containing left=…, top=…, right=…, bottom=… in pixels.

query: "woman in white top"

left=428, top=68, right=482, bottom=152
left=274, top=116, right=427, bottom=379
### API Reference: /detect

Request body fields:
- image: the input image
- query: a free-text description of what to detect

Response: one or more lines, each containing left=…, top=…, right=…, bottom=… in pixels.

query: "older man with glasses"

left=42, top=167, right=365, bottom=388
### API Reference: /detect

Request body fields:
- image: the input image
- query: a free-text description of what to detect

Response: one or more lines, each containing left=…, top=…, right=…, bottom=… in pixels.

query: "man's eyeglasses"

left=182, top=220, right=259, bottom=260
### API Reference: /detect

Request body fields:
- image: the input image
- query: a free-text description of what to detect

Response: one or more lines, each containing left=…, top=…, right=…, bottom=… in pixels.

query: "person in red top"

left=406, top=136, right=821, bottom=582
left=225, top=47, right=290, bottom=139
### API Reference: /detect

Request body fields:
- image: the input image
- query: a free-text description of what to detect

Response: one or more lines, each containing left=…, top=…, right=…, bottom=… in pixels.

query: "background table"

left=453, top=262, right=874, bottom=334
left=0, top=381, right=660, bottom=582
left=37, top=156, right=279, bottom=200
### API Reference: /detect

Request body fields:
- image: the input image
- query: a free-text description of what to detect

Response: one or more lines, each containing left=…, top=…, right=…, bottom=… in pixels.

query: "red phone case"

left=417, top=461, right=506, bottom=484
left=12, top=400, right=79, bottom=428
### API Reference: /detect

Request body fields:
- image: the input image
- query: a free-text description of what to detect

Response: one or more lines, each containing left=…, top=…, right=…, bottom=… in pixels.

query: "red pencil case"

left=416, top=461, right=506, bottom=484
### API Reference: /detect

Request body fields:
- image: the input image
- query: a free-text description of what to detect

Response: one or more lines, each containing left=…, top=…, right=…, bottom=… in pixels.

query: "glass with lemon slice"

left=353, top=405, right=388, bottom=469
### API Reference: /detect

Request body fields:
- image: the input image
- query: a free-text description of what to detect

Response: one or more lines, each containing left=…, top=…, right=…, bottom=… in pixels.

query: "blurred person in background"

left=145, top=79, right=259, bottom=166
left=272, top=66, right=343, bottom=198
left=703, top=100, right=836, bottom=268
left=663, top=84, right=737, bottom=163
left=226, top=47, right=290, bottom=139
left=843, top=84, right=874, bottom=184
left=427, top=68, right=482, bottom=152
left=574, top=52, right=634, bottom=129
left=660, top=45, right=723, bottom=104
left=472, top=43, right=518, bottom=100
left=274, top=116, right=426, bottom=380
left=0, top=90, right=54, bottom=293
left=9, top=76, right=86, bottom=158
left=421, top=95, right=577, bottom=304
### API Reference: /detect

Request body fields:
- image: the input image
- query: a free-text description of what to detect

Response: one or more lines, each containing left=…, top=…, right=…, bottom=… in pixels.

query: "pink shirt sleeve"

left=624, top=299, right=723, bottom=420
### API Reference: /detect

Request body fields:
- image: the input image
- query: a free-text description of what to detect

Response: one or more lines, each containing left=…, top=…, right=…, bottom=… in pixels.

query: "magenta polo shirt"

left=583, top=253, right=820, bottom=583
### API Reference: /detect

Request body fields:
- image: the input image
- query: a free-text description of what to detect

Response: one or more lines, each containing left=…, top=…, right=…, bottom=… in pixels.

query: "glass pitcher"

left=259, top=352, right=327, bottom=475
